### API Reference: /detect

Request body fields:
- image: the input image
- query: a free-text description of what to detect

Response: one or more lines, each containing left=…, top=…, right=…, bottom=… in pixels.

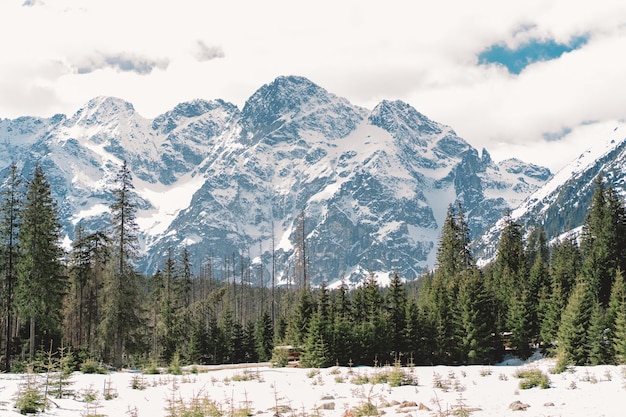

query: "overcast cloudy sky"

left=1, top=0, right=625, bottom=172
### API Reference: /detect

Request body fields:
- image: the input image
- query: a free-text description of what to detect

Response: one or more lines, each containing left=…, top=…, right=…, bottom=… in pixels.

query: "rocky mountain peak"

left=369, top=100, right=446, bottom=147
left=70, top=96, right=137, bottom=127
left=239, top=75, right=366, bottom=145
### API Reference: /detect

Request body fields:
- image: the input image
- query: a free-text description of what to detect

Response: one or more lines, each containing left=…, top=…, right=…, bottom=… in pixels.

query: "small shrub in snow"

left=515, top=368, right=550, bottom=389
left=81, top=359, right=107, bottom=374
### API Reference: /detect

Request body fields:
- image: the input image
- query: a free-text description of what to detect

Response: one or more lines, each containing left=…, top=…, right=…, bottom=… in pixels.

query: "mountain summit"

left=0, top=76, right=551, bottom=285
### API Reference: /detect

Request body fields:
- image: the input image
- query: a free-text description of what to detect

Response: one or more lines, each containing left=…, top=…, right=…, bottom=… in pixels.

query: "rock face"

left=0, top=75, right=551, bottom=285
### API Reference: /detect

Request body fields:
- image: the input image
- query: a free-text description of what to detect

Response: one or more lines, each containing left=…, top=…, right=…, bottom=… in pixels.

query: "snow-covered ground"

left=0, top=358, right=623, bottom=416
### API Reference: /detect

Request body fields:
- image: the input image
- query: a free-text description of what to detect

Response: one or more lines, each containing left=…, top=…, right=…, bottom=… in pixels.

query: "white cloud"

left=0, top=0, right=625, bottom=172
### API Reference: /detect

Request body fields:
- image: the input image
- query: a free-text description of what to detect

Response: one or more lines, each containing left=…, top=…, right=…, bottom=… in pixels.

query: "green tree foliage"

left=540, top=236, right=582, bottom=348
left=301, top=308, right=330, bottom=368
left=286, top=287, right=313, bottom=346
left=587, top=301, right=609, bottom=365
left=489, top=210, right=526, bottom=335
left=0, top=163, right=23, bottom=371
left=386, top=271, right=407, bottom=357
left=556, top=281, right=594, bottom=367
left=9, top=151, right=626, bottom=371
left=457, top=269, right=493, bottom=363
left=98, top=161, right=144, bottom=368
left=16, top=164, right=66, bottom=360
left=580, top=175, right=626, bottom=306
left=66, top=225, right=110, bottom=353
left=255, top=310, right=274, bottom=361
left=608, top=269, right=626, bottom=363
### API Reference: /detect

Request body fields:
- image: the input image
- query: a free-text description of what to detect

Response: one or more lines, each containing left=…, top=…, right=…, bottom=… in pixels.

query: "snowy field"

left=0, top=358, right=623, bottom=416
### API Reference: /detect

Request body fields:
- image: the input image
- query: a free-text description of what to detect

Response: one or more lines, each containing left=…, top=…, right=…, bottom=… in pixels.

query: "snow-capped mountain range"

left=474, top=122, right=626, bottom=262
left=0, top=75, right=552, bottom=285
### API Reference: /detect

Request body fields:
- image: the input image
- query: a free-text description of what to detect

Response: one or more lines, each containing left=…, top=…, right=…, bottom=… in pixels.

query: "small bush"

left=232, top=370, right=263, bottom=382
left=515, top=368, right=550, bottom=389
left=14, top=374, right=47, bottom=415
left=306, top=369, right=320, bottom=379
left=81, top=359, right=106, bottom=374
left=144, top=360, right=161, bottom=375
left=350, top=374, right=371, bottom=385
left=388, top=366, right=419, bottom=387
left=270, top=348, right=288, bottom=368
left=130, top=375, right=148, bottom=390
left=167, top=353, right=182, bottom=375
left=351, top=401, right=378, bottom=417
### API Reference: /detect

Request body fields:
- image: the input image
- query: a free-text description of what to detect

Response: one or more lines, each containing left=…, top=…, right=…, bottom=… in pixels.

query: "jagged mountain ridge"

left=474, top=124, right=626, bottom=263
left=0, top=75, right=551, bottom=284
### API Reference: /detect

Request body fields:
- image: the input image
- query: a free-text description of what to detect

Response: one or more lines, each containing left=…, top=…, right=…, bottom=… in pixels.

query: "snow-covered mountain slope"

left=474, top=122, right=626, bottom=263
left=0, top=75, right=550, bottom=285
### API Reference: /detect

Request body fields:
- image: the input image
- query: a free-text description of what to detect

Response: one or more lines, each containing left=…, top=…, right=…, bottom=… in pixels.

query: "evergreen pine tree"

left=587, top=301, right=609, bottom=365
left=230, top=321, right=245, bottom=364
left=255, top=310, right=274, bottom=362
left=219, top=310, right=235, bottom=363
left=188, top=319, right=208, bottom=365
left=16, top=164, right=66, bottom=360
left=608, top=269, right=626, bottom=363
left=286, top=287, right=313, bottom=346
left=539, top=276, right=564, bottom=347
left=301, top=308, right=330, bottom=368
left=526, top=226, right=550, bottom=340
left=158, top=250, right=180, bottom=362
left=0, top=162, right=23, bottom=371
left=613, top=307, right=626, bottom=364
left=404, top=300, right=424, bottom=364
left=386, top=271, right=407, bottom=357
left=490, top=211, right=526, bottom=336
left=330, top=312, right=353, bottom=366
left=329, top=279, right=353, bottom=365
left=243, top=320, right=258, bottom=362
left=506, top=283, right=533, bottom=359
left=580, top=175, right=618, bottom=306
left=457, top=269, right=493, bottom=364
left=556, top=281, right=594, bottom=367
left=99, top=161, right=143, bottom=368
left=549, top=236, right=581, bottom=305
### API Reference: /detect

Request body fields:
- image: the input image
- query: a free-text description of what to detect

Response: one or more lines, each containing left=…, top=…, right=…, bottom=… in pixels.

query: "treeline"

left=2, top=160, right=626, bottom=372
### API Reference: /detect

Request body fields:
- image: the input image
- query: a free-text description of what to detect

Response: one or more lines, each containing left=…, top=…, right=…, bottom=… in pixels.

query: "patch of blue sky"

left=478, top=35, right=589, bottom=74
left=542, top=127, right=572, bottom=142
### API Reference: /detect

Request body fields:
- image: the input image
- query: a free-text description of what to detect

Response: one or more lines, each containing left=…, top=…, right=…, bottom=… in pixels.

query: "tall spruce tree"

left=16, top=164, right=66, bottom=360
left=556, top=280, right=594, bottom=367
left=457, top=268, right=493, bottom=364
left=301, top=308, right=330, bottom=368
left=0, top=163, right=24, bottom=371
left=255, top=310, right=274, bottom=361
left=608, top=269, right=626, bottom=363
left=99, top=161, right=143, bottom=368
left=425, top=203, right=476, bottom=364
left=587, top=301, right=609, bottom=365
left=580, top=175, right=620, bottom=306
left=386, top=271, right=407, bottom=357
left=489, top=211, right=526, bottom=335
left=436, top=204, right=474, bottom=280
left=548, top=237, right=581, bottom=311
left=66, top=225, right=110, bottom=352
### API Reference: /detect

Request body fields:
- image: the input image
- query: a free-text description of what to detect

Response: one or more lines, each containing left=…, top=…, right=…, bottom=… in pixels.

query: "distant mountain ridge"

left=474, top=125, right=626, bottom=263
left=0, top=75, right=551, bottom=285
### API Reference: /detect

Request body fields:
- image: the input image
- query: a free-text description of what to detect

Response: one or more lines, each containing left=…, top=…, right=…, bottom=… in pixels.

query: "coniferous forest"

left=2, top=161, right=626, bottom=374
